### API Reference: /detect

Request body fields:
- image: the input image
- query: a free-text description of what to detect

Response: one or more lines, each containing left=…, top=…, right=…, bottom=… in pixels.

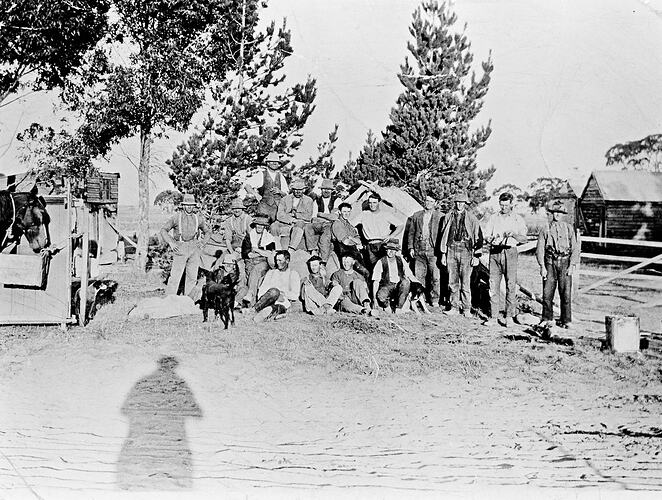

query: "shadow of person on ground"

left=117, top=355, right=202, bottom=490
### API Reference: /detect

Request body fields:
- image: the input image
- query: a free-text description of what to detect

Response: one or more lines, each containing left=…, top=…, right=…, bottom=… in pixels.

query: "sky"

left=1, top=0, right=661, bottom=205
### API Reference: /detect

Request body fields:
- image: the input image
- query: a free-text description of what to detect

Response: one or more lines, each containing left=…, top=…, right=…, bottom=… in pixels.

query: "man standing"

left=354, top=192, right=403, bottom=267
left=304, top=178, right=338, bottom=261
left=407, top=193, right=442, bottom=307
left=330, top=253, right=375, bottom=315
left=482, top=192, right=528, bottom=327
left=300, top=256, right=343, bottom=315
left=372, top=239, right=417, bottom=314
left=270, top=179, right=315, bottom=252
left=240, top=215, right=276, bottom=307
left=439, top=192, right=483, bottom=317
left=160, top=194, right=209, bottom=296
left=536, top=200, right=579, bottom=329
left=330, top=202, right=369, bottom=277
left=253, top=250, right=301, bottom=322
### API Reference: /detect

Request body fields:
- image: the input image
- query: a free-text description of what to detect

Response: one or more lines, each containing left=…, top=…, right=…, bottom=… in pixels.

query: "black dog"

left=409, top=280, right=431, bottom=314
left=199, top=266, right=239, bottom=328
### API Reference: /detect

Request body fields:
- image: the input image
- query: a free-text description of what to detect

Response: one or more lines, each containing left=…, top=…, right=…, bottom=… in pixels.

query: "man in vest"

left=536, top=199, right=579, bottom=329
left=160, top=194, right=209, bottom=296
left=372, top=239, right=417, bottom=314
left=407, top=193, right=443, bottom=307
left=482, top=192, right=529, bottom=327
left=354, top=192, right=403, bottom=267
left=270, top=178, right=315, bottom=252
left=330, top=202, right=369, bottom=278
left=239, top=215, right=276, bottom=307
left=330, top=253, right=375, bottom=315
left=304, top=178, right=338, bottom=261
left=300, top=256, right=343, bottom=315
left=244, top=152, right=289, bottom=223
left=439, top=192, right=483, bottom=317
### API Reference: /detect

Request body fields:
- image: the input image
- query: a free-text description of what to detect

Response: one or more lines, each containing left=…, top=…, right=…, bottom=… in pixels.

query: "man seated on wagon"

left=300, top=256, right=343, bottom=316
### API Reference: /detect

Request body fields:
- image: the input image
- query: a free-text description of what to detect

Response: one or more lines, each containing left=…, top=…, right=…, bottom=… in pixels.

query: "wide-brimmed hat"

left=265, top=152, right=281, bottom=163
left=547, top=199, right=568, bottom=214
left=291, top=179, right=306, bottom=190
left=222, top=253, right=236, bottom=265
left=252, top=215, right=270, bottom=227
left=320, top=178, right=335, bottom=190
left=230, top=198, right=244, bottom=210
left=385, top=238, right=400, bottom=251
left=181, top=194, right=197, bottom=206
left=454, top=192, right=470, bottom=203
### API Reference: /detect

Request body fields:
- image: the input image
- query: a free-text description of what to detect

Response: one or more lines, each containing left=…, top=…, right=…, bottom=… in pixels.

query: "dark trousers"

left=255, top=287, right=280, bottom=312
left=364, top=241, right=385, bottom=268
left=542, top=255, right=572, bottom=324
left=447, top=243, right=472, bottom=311
left=376, top=278, right=411, bottom=311
left=413, top=250, right=440, bottom=304
left=489, top=248, right=518, bottom=318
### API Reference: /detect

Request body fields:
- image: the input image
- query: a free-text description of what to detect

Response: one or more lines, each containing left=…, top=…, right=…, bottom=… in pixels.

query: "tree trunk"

left=136, top=126, right=151, bottom=271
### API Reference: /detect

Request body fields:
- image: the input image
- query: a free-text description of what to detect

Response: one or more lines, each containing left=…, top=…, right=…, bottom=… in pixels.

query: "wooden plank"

left=581, top=253, right=649, bottom=263
left=105, top=219, right=137, bottom=248
left=580, top=236, right=662, bottom=248
left=578, top=253, right=662, bottom=294
left=578, top=269, right=662, bottom=282
left=79, top=208, right=90, bottom=326
left=0, top=254, right=46, bottom=287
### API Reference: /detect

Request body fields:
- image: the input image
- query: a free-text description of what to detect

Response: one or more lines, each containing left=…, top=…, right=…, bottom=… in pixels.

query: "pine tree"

left=339, top=0, right=494, bottom=204
left=168, top=14, right=317, bottom=214
left=293, top=124, right=339, bottom=188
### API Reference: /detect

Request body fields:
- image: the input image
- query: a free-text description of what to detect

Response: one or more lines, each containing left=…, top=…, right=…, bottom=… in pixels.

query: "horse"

left=0, top=185, right=51, bottom=253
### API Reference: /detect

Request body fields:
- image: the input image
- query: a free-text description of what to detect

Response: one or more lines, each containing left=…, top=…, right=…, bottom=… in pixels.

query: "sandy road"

left=1, top=338, right=661, bottom=499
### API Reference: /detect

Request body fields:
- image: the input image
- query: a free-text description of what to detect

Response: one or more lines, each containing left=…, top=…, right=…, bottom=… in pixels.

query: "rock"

left=128, top=295, right=200, bottom=320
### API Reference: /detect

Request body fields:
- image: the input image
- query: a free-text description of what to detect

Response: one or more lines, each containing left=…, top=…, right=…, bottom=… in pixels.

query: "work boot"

left=462, top=309, right=473, bottom=319
left=253, top=307, right=272, bottom=323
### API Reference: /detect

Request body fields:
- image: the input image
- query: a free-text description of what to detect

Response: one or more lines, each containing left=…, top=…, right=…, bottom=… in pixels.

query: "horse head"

left=12, top=186, right=51, bottom=252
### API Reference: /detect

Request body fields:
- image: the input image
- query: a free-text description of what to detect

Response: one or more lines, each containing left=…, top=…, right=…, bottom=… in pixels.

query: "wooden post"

left=98, top=208, right=105, bottom=263
left=578, top=252, right=662, bottom=295
left=79, top=205, right=90, bottom=326
left=572, top=229, right=581, bottom=301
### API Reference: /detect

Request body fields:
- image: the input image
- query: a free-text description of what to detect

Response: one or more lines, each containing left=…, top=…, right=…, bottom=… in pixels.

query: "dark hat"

left=385, top=238, right=400, bottom=251
left=547, top=200, right=568, bottom=214
left=252, top=215, right=270, bottom=227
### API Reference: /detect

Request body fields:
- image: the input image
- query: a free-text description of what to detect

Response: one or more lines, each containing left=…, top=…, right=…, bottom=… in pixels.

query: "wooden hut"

left=578, top=170, right=662, bottom=241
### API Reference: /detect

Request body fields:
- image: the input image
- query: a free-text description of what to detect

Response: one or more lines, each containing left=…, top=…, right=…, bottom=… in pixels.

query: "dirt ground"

left=0, top=255, right=661, bottom=499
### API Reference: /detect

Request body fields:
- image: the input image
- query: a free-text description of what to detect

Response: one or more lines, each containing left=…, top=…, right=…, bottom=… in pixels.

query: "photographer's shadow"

left=117, top=356, right=202, bottom=490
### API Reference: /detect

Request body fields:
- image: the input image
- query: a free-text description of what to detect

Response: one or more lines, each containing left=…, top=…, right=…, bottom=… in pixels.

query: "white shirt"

left=238, top=168, right=290, bottom=198
left=355, top=208, right=401, bottom=240
left=482, top=212, right=528, bottom=247
left=372, top=256, right=417, bottom=284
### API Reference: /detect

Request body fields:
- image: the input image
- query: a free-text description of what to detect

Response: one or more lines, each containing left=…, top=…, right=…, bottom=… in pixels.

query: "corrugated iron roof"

left=587, top=170, right=662, bottom=202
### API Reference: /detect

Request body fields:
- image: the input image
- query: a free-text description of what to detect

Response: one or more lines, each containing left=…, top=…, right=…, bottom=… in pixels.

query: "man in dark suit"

left=406, top=193, right=443, bottom=307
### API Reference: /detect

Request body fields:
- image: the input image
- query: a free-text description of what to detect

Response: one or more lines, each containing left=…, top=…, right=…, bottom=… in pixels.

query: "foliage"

left=605, top=133, right=662, bottom=172
left=168, top=15, right=317, bottom=214
left=525, top=177, right=570, bottom=213
left=16, top=123, right=96, bottom=195
left=64, top=0, right=258, bottom=269
left=153, top=189, right=182, bottom=207
left=146, top=242, right=172, bottom=283
left=293, top=124, right=339, bottom=188
left=339, top=0, right=494, bottom=205
left=0, top=0, right=110, bottom=106
left=492, top=183, right=527, bottom=203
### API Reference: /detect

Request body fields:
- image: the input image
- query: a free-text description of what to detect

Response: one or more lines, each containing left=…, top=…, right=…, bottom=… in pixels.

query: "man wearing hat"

left=439, top=191, right=483, bottom=317
left=160, top=194, right=209, bottom=296
left=239, top=215, right=277, bottom=307
left=244, top=152, right=289, bottom=221
left=270, top=178, right=315, bottom=252
left=536, top=199, right=579, bottom=329
left=372, top=238, right=417, bottom=313
left=223, top=198, right=253, bottom=256
left=304, top=178, right=339, bottom=261
left=407, top=193, right=443, bottom=308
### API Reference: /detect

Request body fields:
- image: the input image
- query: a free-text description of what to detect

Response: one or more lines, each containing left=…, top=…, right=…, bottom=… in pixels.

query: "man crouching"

left=373, top=239, right=418, bottom=314
left=301, top=256, right=343, bottom=315
left=253, top=250, right=301, bottom=322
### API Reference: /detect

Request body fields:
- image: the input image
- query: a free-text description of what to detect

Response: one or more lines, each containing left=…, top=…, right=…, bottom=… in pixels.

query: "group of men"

left=160, top=160, right=578, bottom=328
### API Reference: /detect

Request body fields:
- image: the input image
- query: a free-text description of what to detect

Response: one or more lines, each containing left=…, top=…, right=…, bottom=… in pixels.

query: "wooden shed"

left=578, top=170, right=662, bottom=241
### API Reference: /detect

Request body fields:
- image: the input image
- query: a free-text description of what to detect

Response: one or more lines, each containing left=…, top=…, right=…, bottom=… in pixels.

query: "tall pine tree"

left=340, top=0, right=494, bottom=206
left=168, top=13, right=317, bottom=214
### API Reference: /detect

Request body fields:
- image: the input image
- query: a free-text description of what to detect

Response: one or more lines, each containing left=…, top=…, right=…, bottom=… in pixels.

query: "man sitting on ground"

left=330, top=253, right=375, bottom=315
left=240, top=215, right=276, bottom=307
left=372, top=239, right=417, bottom=314
left=270, top=178, right=315, bottom=252
left=253, top=250, right=301, bottom=322
left=300, top=256, right=343, bottom=316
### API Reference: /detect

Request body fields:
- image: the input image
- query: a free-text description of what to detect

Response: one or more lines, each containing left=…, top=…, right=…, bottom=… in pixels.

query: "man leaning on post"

left=160, top=194, right=209, bottom=296
left=536, top=199, right=579, bottom=329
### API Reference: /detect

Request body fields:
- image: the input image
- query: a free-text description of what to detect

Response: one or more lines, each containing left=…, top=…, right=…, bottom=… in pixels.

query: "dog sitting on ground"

left=198, top=261, right=239, bottom=328
left=409, top=281, right=430, bottom=314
